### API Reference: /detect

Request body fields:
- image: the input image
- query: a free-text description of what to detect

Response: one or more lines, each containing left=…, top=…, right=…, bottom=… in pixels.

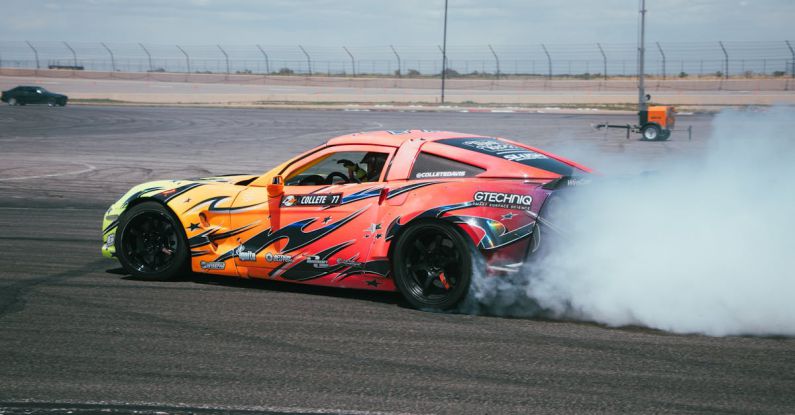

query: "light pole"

left=441, top=0, right=449, bottom=104
left=638, top=0, right=648, bottom=122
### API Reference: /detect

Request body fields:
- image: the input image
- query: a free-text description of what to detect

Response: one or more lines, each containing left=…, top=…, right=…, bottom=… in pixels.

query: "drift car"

left=102, top=130, right=591, bottom=309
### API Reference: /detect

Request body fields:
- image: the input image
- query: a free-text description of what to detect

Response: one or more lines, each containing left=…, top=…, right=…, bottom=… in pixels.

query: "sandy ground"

left=2, top=71, right=794, bottom=107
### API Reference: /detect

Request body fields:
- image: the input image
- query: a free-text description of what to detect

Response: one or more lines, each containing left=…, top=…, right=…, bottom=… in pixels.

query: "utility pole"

left=63, top=41, right=78, bottom=68
left=390, top=45, right=401, bottom=77
left=656, top=41, right=666, bottom=80
left=298, top=45, right=312, bottom=75
left=255, top=45, right=270, bottom=74
left=139, top=43, right=153, bottom=72
left=638, top=0, right=648, bottom=122
left=343, top=46, right=355, bottom=77
left=488, top=44, right=500, bottom=79
left=597, top=43, right=607, bottom=80
left=441, top=0, right=449, bottom=104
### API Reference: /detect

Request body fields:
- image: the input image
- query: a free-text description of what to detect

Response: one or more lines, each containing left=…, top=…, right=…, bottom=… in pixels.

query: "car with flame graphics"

left=101, top=130, right=591, bottom=310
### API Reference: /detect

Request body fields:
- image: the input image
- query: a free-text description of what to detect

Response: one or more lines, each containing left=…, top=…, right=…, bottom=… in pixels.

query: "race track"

left=0, top=106, right=792, bottom=414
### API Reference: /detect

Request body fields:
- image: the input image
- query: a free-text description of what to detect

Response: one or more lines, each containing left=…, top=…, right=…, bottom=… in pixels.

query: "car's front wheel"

left=392, top=221, right=472, bottom=310
left=115, top=201, right=188, bottom=281
left=47, top=99, right=56, bottom=107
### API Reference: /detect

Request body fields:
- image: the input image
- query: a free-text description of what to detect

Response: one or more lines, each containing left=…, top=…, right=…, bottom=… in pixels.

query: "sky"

left=0, top=0, right=792, bottom=46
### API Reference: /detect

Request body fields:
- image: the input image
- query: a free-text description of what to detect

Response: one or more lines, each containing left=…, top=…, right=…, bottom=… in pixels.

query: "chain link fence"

left=1, top=40, right=794, bottom=79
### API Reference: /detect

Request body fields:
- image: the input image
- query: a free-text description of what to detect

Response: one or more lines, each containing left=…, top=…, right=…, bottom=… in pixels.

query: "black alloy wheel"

left=116, top=202, right=188, bottom=280
left=393, top=221, right=472, bottom=310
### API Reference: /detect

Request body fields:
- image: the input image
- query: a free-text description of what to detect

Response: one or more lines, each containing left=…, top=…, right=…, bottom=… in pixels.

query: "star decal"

left=183, top=198, right=191, bottom=203
left=187, top=223, right=200, bottom=231
left=501, top=212, right=516, bottom=220
left=323, top=216, right=332, bottom=224
left=376, top=234, right=382, bottom=239
left=365, top=279, right=381, bottom=287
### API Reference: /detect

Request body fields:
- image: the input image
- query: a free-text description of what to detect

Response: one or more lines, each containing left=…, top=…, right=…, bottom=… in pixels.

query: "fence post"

left=100, top=42, right=116, bottom=74
left=390, top=45, right=401, bottom=77
left=718, top=41, right=729, bottom=78
left=656, top=41, right=666, bottom=79
left=176, top=45, right=191, bottom=75
left=298, top=45, right=312, bottom=75
left=138, top=43, right=153, bottom=72
left=25, top=41, right=40, bottom=70
left=63, top=41, right=78, bottom=68
left=488, top=44, right=500, bottom=79
left=343, top=46, right=355, bottom=77
left=786, top=41, right=795, bottom=78
left=597, top=43, right=607, bottom=80
left=541, top=44, right=552, bottom=79
left=217, top=45, right=230, bottom=78
left=255, top=45, right=270, bottom=74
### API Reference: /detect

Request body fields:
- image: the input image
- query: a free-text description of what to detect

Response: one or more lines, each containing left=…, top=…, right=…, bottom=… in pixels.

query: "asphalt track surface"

left=0, top=106, right=792, bottom=414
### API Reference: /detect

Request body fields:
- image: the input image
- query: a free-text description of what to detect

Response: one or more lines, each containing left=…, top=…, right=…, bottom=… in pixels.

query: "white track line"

left=0, top=163, right=96, bottom=181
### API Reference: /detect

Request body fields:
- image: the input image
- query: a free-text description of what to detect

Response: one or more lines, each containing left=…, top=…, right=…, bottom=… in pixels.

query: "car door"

left=230, top=145, right=395, bottom=285
left=17, top=87, right=32, bottom=104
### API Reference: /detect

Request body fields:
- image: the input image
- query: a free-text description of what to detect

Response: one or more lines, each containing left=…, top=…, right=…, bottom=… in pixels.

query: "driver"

left=337, top=159, right=368, bottom=182
left=337, top=153, right=387, bottom=182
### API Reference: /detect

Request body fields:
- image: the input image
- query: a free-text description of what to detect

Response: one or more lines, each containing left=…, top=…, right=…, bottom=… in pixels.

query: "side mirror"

left=267, top=175, right=284, bottom=198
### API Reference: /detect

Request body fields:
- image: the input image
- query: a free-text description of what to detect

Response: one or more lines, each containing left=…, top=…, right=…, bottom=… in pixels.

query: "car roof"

left=327, top=130, right=488, bottom=147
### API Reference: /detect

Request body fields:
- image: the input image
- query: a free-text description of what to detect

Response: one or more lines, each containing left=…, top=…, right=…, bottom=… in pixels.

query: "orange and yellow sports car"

left=101, top=130, right=591, bottom=310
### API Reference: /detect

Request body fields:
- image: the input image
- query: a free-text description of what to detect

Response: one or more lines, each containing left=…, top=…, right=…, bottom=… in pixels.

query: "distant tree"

left=678, top=71, right=688, bottom=78
left=407, top=69, right=420, bottom=77
left=277, top=67, right=294, bottom=75
left=773, top=71, right=786, bottom=77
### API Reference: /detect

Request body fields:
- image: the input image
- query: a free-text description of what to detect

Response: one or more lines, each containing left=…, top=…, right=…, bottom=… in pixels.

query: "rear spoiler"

left=542, top=175, right=592, bottom=190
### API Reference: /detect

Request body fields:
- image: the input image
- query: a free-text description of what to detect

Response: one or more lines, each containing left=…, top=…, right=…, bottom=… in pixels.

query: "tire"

left=641, top=124, right=662, bottom=141
left=115, top=201, right=189, bottom=281
left=658, top=130, right=671, bottom=141
left=47, top=99, right=56, bottom=107
left=392, top=221, right=472, bottom=310
left=8, top=98, right=17, bottom=106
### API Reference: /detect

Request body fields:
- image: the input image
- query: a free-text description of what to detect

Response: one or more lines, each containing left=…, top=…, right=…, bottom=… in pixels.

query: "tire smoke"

left=464, top=107, right=795, bottom=337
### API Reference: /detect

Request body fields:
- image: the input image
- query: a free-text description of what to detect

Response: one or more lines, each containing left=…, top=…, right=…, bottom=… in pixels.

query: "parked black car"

left=1, top=86, right=68, bottom=106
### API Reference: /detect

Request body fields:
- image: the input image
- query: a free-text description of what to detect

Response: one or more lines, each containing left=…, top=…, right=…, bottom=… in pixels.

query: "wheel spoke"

left=421, top=273, right=437, bottom=295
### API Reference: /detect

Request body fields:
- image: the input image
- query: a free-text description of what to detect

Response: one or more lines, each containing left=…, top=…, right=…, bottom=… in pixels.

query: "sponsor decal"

left=415, top=171, right=466, bottom=179
left=265, top=252, right=293, bottom=263
left=236, top=246, right=257, bottom=262
left=336, top=258, right=364, bottom=268
left=306, top=255, right=329, bottom=268
left=282, top=193, right=342, bottom=207
left=200, top=261, right=226, bottom=270
left=473, top=191, right=533, bottom=210
left=504, top=152, right=548, bottom=162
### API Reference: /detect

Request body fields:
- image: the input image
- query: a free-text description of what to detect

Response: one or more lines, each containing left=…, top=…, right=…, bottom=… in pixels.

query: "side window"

left=286, top=151, right=389, bottom=186
left=409, top=152, right=485, bottom=180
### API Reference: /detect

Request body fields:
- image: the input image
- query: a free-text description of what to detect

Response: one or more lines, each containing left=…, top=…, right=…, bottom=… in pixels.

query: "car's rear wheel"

left=115, top=201, right=188, bottom=281
left=8, top=98, right=17, bottom=106
left=393, top=221, right=472, bottom=310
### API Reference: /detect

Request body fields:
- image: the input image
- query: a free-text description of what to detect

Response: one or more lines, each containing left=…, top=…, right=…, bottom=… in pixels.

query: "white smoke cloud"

left=465, top=107, right=795, bottom=337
